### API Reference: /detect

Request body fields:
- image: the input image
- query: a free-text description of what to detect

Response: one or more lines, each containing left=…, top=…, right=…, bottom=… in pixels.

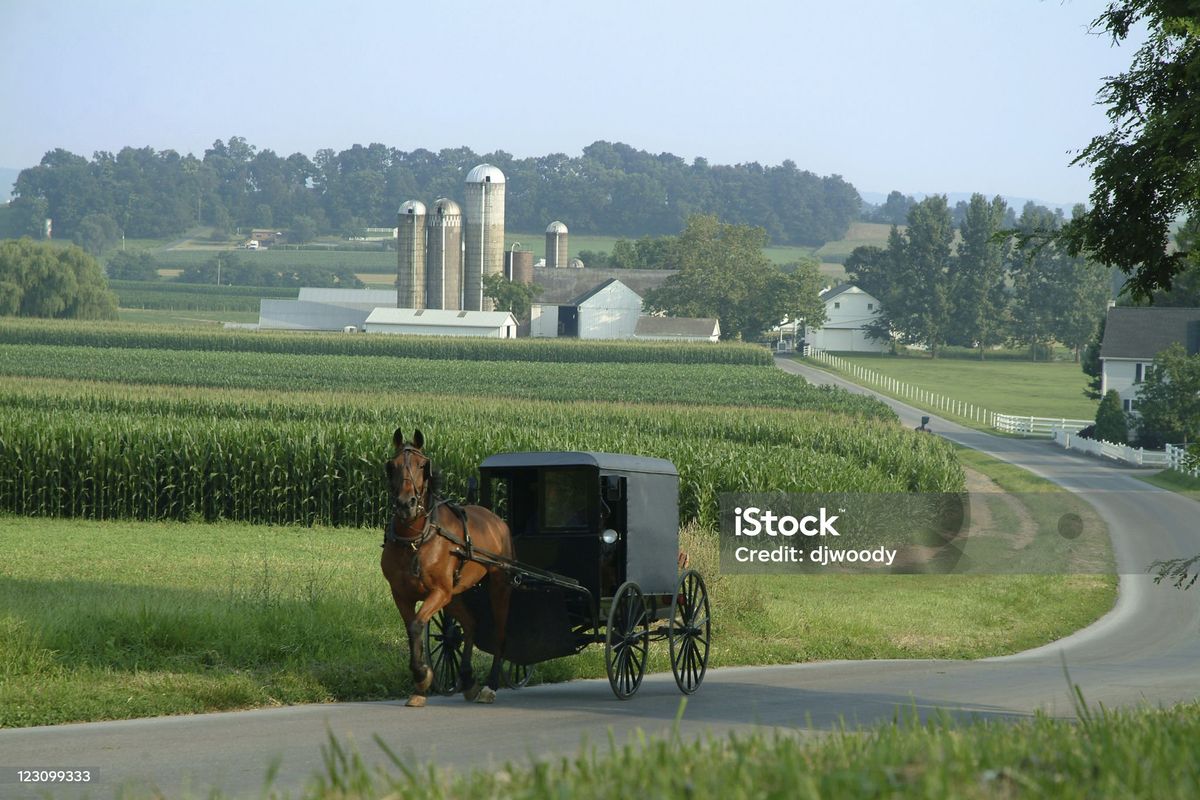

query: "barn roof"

left=633, top=316, right=719, bottom=338
left=364, top=308, right=516, bottom=327
left=1100, top=306, right=1200, bottom=360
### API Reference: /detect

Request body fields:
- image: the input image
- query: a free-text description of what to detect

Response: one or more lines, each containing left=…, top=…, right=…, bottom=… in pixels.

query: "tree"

left=483, top=273, right=542, bottom=320
left=105, top=250, right=159, bottom=280
left=72, top=212, right=120, bottom=255
left=0, top=238, right=117, bottom=319
left=644, top=215, right=823, bottom=340
left=1061, top=2, right=1200, bottom=300
left=1095, top=390, right=1130, bottom=444
left=289, top=214, right=317, bottom=244
left=1009, top=203, right=1064, bottom=359
left=1081, top=315, right=1107, bottom=400
left=1134, top=343, right=1200, bottom=448
left=948, top=194, right=1010, bottom=358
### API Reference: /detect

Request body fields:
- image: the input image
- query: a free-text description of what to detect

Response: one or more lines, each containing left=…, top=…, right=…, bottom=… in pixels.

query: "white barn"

left=530, top=278, right=643, bottom=339
left=633, top=316, right=721, bottom=342
left=365, top=308, right=518, bottom=338
left=1100, top=306, right=1200, bottom=413
left=804, top=284, right=886, bottom=353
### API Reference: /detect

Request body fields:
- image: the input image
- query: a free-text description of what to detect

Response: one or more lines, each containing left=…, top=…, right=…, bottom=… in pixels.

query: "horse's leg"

left=406, top=587, right=452, bottom=707
left=476, top=569, right=512, bottom=704
left=387, top=588, right=432, bottom=708
left=445, top=599, right=481, bottom=701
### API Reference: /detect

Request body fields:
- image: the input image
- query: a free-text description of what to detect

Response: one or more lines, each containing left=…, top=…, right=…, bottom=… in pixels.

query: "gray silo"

left=505, top=248, right=534, bottom=285
left=463, top=164, right=506, bottom=311
left=426, top=198, right=463, bottom=310
left=397, top=201, right=427, bottom=309
left=545, top=221, right=569, bottom=269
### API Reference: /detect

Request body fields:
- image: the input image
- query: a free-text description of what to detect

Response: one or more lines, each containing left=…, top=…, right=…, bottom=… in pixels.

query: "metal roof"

left=1100, top=306, right=1200, bottom=360
left=465, top=164, right=506, bottom=184
left=634, top=315, right=719, bottom=338
left=546, top=220, right=568, bottom=234
left=399, top=200, right=426, bottom=215
left=480, top=451, right=678, bottom=476
left=431, top=198, right=461, bottom=215
left=297, top=288, right=398, bottom=304
left=364, top=307, right=517, bottom=328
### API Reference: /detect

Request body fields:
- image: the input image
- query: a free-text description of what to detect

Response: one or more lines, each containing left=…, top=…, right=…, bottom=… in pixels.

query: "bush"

left=1095, top=390, right=1129, bottom=444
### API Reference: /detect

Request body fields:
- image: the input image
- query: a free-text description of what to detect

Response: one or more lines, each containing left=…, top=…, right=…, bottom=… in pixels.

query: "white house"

left=364, top=308, right=518, bottom=338
left=1100, top=306, right=1200, bottom=413
left=803, top=284, right=886, bottom=353
left=530, top=278, right=643, bottom=339
left=633, top=316, right=720, bottom=342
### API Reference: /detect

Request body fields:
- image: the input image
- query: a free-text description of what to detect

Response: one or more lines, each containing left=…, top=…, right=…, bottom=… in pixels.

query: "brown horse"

left=380, top=428, right=514, bottom=707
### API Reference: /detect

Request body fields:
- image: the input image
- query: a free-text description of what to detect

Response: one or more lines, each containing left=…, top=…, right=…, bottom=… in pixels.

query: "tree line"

left=846, top=195, right=1112, bottom=360
left=8, top=139, right=861, bottom=249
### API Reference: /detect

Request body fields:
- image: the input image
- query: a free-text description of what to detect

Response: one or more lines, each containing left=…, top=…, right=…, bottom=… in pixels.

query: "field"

left=0, top=319, right=1115, bottom=728
left=828, top=353, right=1099, bottom=421
left=812, top=220, right=893, bottom=263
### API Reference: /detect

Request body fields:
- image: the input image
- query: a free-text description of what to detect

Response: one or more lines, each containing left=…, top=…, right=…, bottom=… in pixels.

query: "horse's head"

left=386, top=427, right=432, bottom=524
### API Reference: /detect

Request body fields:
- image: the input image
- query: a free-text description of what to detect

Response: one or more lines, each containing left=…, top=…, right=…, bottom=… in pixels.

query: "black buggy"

left=423, top=451, right=710, bottom=700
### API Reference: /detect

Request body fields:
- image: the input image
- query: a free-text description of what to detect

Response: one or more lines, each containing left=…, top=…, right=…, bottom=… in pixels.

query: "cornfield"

left=0, top=318, right=773, bottom=366
left=0, top=381, right=963, bottom=528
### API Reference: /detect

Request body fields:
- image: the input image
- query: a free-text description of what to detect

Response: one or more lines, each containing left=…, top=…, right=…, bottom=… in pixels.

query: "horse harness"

left=383, top=447, right=475, bottom=585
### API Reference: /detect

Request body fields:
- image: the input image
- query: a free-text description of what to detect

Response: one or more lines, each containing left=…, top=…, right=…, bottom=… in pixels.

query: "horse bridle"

left=387, top=446, right=437, bottom=548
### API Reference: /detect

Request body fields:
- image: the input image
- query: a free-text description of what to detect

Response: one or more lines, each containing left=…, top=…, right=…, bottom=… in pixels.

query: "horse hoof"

left=474, top=686, right=496, bottom=704
left=464, top=683, right=481, bottom=702
left=405, top=695, right=427, bottom=708
left=415, top=667, right=433, bottom=693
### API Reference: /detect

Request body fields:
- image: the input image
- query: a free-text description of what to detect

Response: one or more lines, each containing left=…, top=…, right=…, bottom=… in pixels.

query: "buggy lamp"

left=600, top=528, right=619, bottom=545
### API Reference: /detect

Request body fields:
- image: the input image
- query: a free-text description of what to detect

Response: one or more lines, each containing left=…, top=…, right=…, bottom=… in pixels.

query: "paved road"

left=3, top=357, right=1198, bottom=798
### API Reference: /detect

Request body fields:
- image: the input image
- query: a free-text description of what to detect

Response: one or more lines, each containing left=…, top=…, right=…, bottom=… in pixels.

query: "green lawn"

left=834, top=353, right=1099, bottom=422
left=1139, top=469, right=1200, bottom=502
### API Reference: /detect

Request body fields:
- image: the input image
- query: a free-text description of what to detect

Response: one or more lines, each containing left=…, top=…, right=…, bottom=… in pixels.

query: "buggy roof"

left=480, top=451, right=678, bottom=476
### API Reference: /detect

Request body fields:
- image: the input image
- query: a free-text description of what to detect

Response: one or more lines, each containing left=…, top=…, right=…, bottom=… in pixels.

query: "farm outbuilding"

left=364, top=308, right=518, bottom=338
left=258, top=289, right=399, bottom=331
left=803, top=283, right=887, bottom=353
left=633, top=316, right=721, bottom=342
left=529, top=278, right=643, bottom=339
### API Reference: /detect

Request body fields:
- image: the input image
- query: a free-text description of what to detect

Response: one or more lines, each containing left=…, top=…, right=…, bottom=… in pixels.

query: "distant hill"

left=0, top=168, right=19, bottom=202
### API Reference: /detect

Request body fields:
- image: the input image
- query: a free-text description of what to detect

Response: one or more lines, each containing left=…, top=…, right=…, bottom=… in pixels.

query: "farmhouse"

left=1100, top=306, right=1200, bottom=412
left=365, top=307, right=518, bottom=338
left=803, top=283, right=886, bottom=353
left=530, top=278, right=643, bottom=339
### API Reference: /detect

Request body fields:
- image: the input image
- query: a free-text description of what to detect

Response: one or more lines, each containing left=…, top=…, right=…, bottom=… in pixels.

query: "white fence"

left=1167, top=443, right=1200, bottom=478
left=805, top=347, right=1089, bottom=437
left=1052, top=429, right=1170, bottom=467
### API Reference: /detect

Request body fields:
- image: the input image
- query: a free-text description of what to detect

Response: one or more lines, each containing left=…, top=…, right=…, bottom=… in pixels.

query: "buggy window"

left=542, top=469, right=591, bottom=530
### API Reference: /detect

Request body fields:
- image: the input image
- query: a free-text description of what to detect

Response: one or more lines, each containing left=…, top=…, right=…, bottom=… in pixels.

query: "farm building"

left=364, top=308, right=518, bottom=338
left=530, top=278, right=643, bottom=339
left=633, top=316, right=721, bottom=342
left=258, top=289, right=397, bottom=331
left=803, top=283, right=887, bottom=353
left=1100, top=306, right=1200, bottom=413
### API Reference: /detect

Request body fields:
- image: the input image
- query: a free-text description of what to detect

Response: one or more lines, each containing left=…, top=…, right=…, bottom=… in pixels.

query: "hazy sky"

left=0, top=1, right=1142, bottom=206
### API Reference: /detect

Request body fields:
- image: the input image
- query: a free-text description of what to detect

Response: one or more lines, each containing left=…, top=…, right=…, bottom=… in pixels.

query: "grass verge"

left=1138, top=469, right=1200, bottom=502
left=305, top=702, right=1200, bottom=800
left=0, top=509, right=1114, bottom=728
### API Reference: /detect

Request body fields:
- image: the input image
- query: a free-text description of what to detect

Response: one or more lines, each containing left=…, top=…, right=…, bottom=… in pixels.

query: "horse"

left=380, top=428, right=514, bottom=707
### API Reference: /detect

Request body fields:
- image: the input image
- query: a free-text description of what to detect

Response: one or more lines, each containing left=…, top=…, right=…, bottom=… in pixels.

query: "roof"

left=297, top=288, right=398, bottom=304
left=546, top=220, right=568, bottom=234
left=820, top=283, right=877, bottom=303
left=559, top=277, right=643, bottom=308
left=479, top=451, right=678, bottom=476
left=431, top=198, right=461, bottom=215
left=398, top=200, right=426, bottom=215
left=634, top=316, right=719, bottom=338
left=1100, top=306, right=1200, bottom=360
left=364, top=308, right=517, bottom=328
left=465, top=163, right=506, bottom=184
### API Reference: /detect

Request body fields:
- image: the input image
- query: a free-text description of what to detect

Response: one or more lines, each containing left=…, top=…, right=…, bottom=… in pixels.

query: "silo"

left=505, top=249, right=534, bottom=285
left=463, top=164, right=506, bottom=311
left=426, top=198, right=463, bottom=310
left=397, top=201, right=427, bottom=309
left=545, top=221, right=569, bottom=269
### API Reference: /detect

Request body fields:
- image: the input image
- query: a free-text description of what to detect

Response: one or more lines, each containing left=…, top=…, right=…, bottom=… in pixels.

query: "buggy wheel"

left=605, top=581, right=649, bottom=700
left=423, top=608, right=464, bottom=696
left=503, top=660, right=534, bottom=689
left=669, top=570, right=710, bottom=695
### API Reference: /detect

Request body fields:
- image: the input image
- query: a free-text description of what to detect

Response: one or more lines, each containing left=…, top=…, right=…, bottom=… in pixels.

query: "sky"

left=0, top=1, right=1144, bottom=207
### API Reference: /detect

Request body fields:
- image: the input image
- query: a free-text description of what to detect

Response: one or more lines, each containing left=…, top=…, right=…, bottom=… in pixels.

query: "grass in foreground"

left=301, top=702, right=1200, bottom=800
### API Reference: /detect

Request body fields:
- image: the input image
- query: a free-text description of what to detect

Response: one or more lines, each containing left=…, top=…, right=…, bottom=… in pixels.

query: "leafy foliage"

left=1095, top=389, right=1129, bottom=444
left=483, top=273, right=542, bottom=319
left=1134, top=343, right=1200, bottom=448
left=0, top=238, right=117, bottom=320
left=1062, top=1, right=1200, bottom=299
